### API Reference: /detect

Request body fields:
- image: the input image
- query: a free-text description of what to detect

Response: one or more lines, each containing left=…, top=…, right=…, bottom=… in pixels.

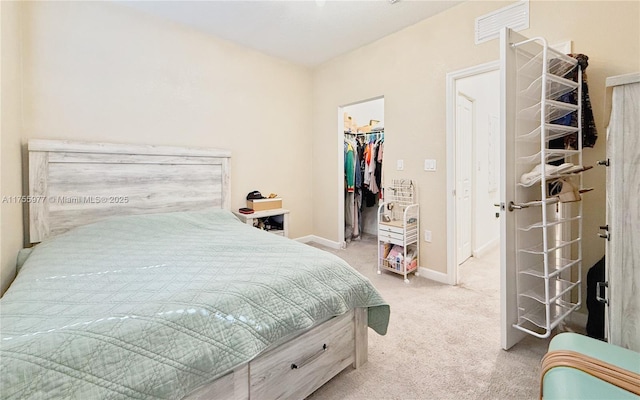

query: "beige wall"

left=312, top=0, right=640, bottom=281
left=2, top=0, right=639, bottom=295
left=1, top=1, right=25, bottom=295
left=0, top=1, right=313, bottom=294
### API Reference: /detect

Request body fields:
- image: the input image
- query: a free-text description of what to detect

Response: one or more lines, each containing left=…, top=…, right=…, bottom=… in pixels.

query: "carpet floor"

left=305, top=235, right=582, bottom=400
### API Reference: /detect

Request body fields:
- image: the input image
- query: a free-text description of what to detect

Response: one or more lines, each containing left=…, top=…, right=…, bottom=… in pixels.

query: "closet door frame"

left=337, top=96, right=385, bottom=248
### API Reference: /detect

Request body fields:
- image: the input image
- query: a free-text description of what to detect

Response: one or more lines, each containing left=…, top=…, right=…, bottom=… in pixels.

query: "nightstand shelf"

left=233, top=208, right=290, bottom=238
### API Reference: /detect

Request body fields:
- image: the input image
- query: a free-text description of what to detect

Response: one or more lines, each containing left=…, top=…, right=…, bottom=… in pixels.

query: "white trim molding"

left=418, top=267, right=451, bottom=285
left=446, top=61, right=500, bottom=286
left=295, top=235, right=342, bottom=250
left=472, top=237, right=500, bottom=259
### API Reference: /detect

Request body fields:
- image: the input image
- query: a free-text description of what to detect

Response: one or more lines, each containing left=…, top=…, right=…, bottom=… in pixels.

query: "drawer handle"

left=290, top=344, right=327, bottom=370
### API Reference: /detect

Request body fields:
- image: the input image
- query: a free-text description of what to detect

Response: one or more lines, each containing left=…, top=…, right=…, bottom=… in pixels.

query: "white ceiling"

left=120, top=1, right=463, bottom=67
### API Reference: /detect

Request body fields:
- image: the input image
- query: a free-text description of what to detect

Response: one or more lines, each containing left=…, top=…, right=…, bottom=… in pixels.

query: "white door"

left=499, top=28, right=533, bottom=350
left=456, top=94, right=473, bottom=265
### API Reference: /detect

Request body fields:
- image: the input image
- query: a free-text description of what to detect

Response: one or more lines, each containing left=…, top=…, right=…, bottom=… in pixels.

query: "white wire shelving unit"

left=511, top=38, right=585, bottom=338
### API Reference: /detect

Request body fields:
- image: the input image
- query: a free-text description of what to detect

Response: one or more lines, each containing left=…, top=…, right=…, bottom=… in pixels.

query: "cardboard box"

left=247, top=198, right=282, bottom=211
left=343, top=113, right=357, bottom=132
left=357, top=125, right=372, bottom=133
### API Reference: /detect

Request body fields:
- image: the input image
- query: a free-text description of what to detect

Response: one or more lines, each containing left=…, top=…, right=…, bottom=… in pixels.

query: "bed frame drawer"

left=249, top=311, right=355, bottom=400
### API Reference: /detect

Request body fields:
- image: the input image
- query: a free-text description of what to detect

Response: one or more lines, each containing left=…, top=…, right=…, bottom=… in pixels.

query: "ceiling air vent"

left=475, top=0, right=529, bottom=44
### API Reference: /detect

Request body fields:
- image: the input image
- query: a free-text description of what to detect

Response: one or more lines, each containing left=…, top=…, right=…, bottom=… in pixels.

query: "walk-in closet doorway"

left=339, top=97, right=385, bottom=248
left=446, top=62, right=501, bottom=287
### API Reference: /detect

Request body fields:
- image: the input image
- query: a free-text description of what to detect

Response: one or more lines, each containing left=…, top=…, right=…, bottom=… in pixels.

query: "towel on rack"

left=520, top=163, right=574, bottom=186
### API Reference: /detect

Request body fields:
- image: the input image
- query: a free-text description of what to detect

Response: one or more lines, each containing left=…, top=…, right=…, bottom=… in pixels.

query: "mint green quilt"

left=0, top=210, right=389, bottom=399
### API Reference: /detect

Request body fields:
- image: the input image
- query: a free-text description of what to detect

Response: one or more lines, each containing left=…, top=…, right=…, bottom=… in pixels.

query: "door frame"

left=337, top=96, right=385, bottom=248
left=446, top=60, right=499, bottom=285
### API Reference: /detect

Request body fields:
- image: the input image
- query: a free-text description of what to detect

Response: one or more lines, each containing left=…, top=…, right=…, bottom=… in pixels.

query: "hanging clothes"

left=357, top=141, right=365, bottom=189
left=368, top=143, right=379, bottom=195
left=550, top=53, right=598, bottom=151
left=375, top=140, right=384, bottom=199
left=344, top=130, right=383, bottom=238
left=548, top=54, right=597, bottom=170
left=344, top=135, right=362, bottom=241
left=569, top=53, right=598, bottom=149
left=344, top=191, right=354, bottom=239
left=363, top=143, right=372, bottom=186
left=363, top=133, right=383, bottom=207
left=344, top=141, right=355, bottom=193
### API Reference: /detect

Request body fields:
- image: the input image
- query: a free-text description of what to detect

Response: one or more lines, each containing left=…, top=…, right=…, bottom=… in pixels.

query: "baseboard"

left=418, top=267, right=452, bottom=285
left=294, top=235, right=314, bottom=244
left=294, top=235, right=342, bottom=250
left=473, top=237, right=500, bottom=259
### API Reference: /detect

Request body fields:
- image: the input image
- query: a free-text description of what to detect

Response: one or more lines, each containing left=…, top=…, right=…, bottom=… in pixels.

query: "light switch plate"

left=397, top=159, right=404, bottom=171
left=424, top=159, right=436, bottom=171
left=424, top=230, right=432, bottom=242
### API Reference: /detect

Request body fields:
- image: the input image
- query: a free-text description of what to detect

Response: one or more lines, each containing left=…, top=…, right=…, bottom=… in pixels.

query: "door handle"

left=507, top=201, right=529, bottom=212
left=597, top=159, right=610, bottom=167
left=494, top=202, right=528, bottom=211
left=596, top=281, right=608, bottom=305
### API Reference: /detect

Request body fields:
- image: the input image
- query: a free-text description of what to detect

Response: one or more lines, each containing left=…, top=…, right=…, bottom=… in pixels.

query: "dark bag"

left=586, top=256, right=605, bottom=340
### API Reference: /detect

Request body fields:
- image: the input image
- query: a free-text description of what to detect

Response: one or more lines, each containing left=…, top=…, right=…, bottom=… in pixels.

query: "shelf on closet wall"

left=519, top=74, right=579, bottom=101
left=518, top=215, right=582, bottom=231
left=520, top=258, right=582, bottom=279
left=517, top=123, right=579, bottom=142
left=518, top=49, right=578, bottom=80
left=517, top=148, right=580, bottom=164
left=518, top=99, right=578, bottom=122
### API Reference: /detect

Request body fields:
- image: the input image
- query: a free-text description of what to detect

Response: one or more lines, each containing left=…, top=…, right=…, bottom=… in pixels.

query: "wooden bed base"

left=27, top=139, right=370, bottom=400
left=185, top=308, right=368, bottom=400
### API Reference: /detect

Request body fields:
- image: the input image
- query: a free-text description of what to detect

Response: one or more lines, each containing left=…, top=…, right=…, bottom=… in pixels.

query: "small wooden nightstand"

left=233, top=208, right=290, bottom=238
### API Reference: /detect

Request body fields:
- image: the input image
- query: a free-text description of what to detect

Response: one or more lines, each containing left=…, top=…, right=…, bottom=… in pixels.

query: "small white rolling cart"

left=377, top=179, right=419, bottom=283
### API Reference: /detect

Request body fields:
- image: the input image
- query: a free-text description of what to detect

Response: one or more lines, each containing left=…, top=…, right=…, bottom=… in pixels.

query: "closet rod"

left=344, top=131, right=384, bottom=137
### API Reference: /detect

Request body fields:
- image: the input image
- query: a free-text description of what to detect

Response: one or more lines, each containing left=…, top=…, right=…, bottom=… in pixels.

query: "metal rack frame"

left=377, top=179, right=419, bottom=283
left=511, top=37, right=584, bottom=338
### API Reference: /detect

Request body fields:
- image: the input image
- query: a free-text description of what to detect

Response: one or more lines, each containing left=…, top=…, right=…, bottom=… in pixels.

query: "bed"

left=0, top=140, right=390, bottom=399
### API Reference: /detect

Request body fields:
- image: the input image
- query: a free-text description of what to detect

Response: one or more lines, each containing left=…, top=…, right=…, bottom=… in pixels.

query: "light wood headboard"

left=28, top=140, right=231, bottom=244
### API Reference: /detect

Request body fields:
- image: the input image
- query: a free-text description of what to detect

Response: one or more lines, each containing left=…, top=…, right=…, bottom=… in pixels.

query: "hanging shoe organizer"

left=377, top=179, right=419, bottom=283
left=511, top=38, right=590, bottom=338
